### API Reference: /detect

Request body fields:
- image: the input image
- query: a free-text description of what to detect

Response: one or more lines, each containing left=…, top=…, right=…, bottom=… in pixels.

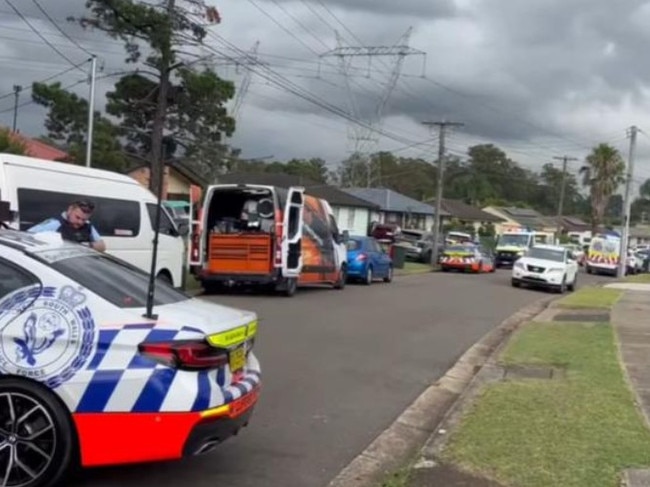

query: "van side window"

left=146, top=203, right=175, bottom=235
left=17, top=188, right=141, bottom=237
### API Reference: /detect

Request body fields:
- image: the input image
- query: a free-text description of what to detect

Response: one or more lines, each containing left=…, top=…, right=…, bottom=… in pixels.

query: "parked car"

left=439, top=243, right=496, bottom=273
left=512, top=244, right=578, bottom=293
left=368, top=221, right=401, bottom=243
left=0, top=229, right=261, bottom=487
left=346, top=235, right=393, bottom=284
left=397, top=229, right=434, bottom=263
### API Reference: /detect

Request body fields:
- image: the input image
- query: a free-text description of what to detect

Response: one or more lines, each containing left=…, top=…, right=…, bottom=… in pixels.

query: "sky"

left=1, top=0, right=650, bottom=194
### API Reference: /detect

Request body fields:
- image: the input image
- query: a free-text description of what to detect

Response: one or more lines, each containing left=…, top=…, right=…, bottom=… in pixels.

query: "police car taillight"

left=138, top=340, right=229, bottom=370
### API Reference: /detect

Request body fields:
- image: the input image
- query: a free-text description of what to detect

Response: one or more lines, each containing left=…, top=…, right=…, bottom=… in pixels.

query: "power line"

left=31, top=0, right=96, bottom=57
left=4, top=0, right=86, bottom=71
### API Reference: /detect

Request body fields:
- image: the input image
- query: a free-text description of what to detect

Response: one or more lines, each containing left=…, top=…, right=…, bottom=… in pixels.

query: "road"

left=73, top=268, right=603, bottom=487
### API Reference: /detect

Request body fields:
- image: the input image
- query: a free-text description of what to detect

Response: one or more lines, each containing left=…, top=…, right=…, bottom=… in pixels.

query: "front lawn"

left=441, top=321, right=650, bottom=487
left=555, top=286, right=623, bottom=309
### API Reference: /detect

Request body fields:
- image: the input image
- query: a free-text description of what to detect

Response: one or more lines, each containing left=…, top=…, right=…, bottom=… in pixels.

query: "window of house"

left=17, top=188, right=141, bottom=238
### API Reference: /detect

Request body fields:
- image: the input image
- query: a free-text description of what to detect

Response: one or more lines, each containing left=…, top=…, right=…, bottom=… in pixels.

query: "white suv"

left=511, top=244, right=579, bottom=293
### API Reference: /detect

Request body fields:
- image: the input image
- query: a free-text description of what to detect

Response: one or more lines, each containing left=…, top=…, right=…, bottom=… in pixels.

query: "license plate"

left=229, top=345, right=246, bottom=372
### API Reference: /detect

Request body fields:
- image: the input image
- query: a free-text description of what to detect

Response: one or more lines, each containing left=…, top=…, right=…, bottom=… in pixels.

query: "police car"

left=511, top=244, right=579, bottom=293
left=0, top=230, right=261, bottom=487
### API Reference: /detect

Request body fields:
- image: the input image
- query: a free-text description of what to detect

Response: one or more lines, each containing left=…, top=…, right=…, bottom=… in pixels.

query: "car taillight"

left=356, top=253, right=367, bottom=261
left=138, top=340, right=229, bottom=370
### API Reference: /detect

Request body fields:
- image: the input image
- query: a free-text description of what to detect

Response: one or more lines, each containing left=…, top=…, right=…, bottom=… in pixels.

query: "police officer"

left=28, top=199, right=106, bottom=252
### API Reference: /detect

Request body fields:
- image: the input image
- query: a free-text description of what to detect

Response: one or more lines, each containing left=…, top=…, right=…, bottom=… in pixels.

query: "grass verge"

left=395, top=261, right=434, bottom=276
left=623, top=273, right=650, bottom=283
left=378, top=466, right=413, bottom=487
left=555, top=286, right=623, bottom=309
left=441, top=320, right=650, bottom=487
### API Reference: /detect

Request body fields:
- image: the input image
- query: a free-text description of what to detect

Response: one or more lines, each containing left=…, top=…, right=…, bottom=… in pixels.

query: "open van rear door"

left=281, top=186, right=305, bottom=278
left=187, top=194, right=205, bottom=267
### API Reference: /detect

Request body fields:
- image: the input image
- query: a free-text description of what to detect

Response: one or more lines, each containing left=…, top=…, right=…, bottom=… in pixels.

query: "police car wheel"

left=0, top=378, right=76, bottom=487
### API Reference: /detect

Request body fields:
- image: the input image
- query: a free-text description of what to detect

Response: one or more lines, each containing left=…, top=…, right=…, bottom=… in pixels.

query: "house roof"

left=7, top=131, right=68, bottom=161
left=215, top=172, right=379, bottom=209
left=343, top=187, right=448, bottom=216
left=488, top=206, right=556, bottom=229
left=561, top=216, right=590, bottom=231
left=439, top=199, right=504, bottom=222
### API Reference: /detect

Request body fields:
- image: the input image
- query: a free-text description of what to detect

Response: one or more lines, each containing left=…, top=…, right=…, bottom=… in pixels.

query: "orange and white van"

left=188, top=184, right=349, bottom=296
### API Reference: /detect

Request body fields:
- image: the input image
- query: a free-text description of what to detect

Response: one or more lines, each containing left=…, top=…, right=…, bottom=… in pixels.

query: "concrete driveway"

left=73, top=268, right=603, bottom=487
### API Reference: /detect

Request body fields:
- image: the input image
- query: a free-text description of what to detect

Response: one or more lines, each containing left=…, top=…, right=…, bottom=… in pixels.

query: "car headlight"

left=514, top=261, right=525, bottom=270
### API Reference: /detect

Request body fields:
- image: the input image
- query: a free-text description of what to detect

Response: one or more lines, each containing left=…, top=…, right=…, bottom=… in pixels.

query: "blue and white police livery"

left=0, top=230, right=261, bottom=487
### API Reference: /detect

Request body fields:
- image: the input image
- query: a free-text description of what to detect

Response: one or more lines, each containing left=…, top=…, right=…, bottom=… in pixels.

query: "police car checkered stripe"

left=66, top=324, right=260, bottom=414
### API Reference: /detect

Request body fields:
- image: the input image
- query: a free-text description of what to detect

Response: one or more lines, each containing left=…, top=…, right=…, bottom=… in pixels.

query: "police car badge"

left=0, top=285, right=96, bottom=388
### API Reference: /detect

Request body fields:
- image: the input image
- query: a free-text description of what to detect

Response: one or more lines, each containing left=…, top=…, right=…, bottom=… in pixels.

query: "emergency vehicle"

left=494, top=229, right=555, bottom=267
left=585, top=233, right=621, bottom=276
left=0, top=229, right=260, bottom=487
left=188, top=183, right=348, bottom=296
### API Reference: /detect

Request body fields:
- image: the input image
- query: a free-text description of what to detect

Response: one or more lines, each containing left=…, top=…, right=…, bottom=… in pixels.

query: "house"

left=214, top=172, right=379, bottom=236
left=126, top=159, right=205, bottom=203
left=343, top=187, right=449, bottom=232
left=560, top=216, right=593, bottom=245
left=482, top=206, right=557, bottom=234
left=434, top=198, right=504, bottom=233
left=6, top=130, right=69, bottom=161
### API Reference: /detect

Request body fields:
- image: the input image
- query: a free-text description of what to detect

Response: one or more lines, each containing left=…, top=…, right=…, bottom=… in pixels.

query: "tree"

left=579, top=143, right=626, bottom=233
left=538, top=162, right=581, bottom=216
left=0, top=128, right=27, bottom=155
left=74, top=0, right=227, bottom=192
left=31, top=81, right=129, bottom=171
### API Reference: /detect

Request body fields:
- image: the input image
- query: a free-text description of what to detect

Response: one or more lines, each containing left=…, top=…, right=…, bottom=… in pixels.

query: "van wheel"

left=0, top=378, right=77, bottom=487
left=334, top=265, right=347, bottom=290
left=279, top=278, right=297, bottom=297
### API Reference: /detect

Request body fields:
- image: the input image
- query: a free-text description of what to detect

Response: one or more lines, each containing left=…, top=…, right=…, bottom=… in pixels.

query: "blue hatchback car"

left=346, top=236, right=393, bottom=284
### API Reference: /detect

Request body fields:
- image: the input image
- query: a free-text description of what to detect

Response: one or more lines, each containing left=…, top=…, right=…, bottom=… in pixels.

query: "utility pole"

left=618, top=125, right=638, bottom=278
left=12, top=85, right=22, bottom=132
left=553, top=155, right=578, bottom=243
left=86, top=55, right=97, bottom=167
left=422, top=120, right=464, bottom=267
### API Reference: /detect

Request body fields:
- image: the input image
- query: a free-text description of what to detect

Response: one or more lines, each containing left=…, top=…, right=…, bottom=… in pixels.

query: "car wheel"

left=0, top=378, right=77, bottom=487
left=334, top=265, right=347, bottom=290
left=568, top=274, right=577, bottom=292
left=383, top=266, right=393, bottom=283
left=557, top=276, right=567, bottom=294
left=364, top=266, right=373, bottom=285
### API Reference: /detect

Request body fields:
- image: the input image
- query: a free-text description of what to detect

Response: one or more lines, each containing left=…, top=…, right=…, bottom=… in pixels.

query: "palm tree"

left=579, top=143, right=626, bottom=234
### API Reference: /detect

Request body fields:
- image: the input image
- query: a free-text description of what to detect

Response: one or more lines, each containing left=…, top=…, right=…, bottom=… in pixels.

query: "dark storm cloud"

left=265, top=0, right=457, bottom=18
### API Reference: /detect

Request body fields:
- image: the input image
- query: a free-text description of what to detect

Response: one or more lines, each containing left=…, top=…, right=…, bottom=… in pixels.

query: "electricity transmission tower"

left=319, top=28, right=425, bottom=187
left=231, top=40, right=260, bottom=121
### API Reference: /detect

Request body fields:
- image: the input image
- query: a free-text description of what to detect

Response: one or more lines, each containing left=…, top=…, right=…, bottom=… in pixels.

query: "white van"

left=189, top=183, right=349, bottom=296
left=0, top=153, right=187, bottom=287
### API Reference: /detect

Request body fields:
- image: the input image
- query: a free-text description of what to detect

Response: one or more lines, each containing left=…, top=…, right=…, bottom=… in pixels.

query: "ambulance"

left=585, top=233, right=621, bottom=276
left=494, top=229, right=555, bottom=268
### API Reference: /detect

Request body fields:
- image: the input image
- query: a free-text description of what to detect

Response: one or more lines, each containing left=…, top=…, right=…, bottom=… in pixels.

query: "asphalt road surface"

left=73, top=268, right=603, bottom=487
